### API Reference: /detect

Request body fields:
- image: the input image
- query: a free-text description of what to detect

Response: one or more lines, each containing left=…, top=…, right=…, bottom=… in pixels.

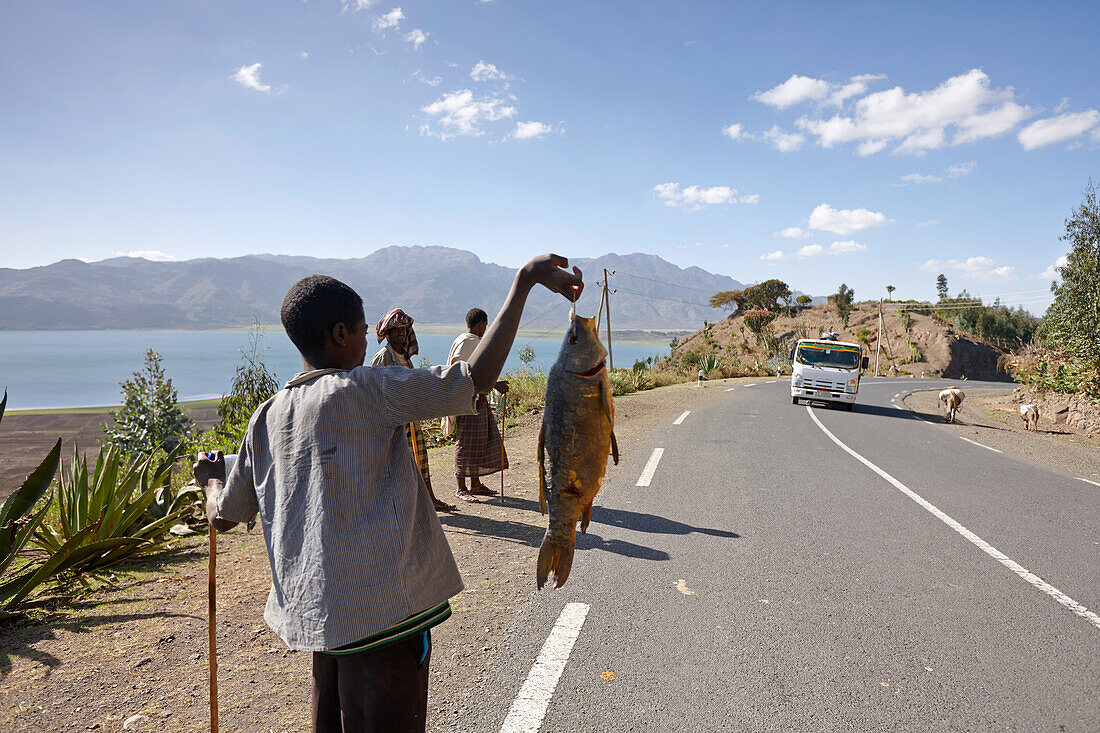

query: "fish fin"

left=537, top=422, right=547, bottom=515
left=537, top=535, right=576, bottom=590
left=580, top=500, right=593, bottom=535
left=610, top=431, right=619, bottom=466
left=599, top=377, right=615, bottom=428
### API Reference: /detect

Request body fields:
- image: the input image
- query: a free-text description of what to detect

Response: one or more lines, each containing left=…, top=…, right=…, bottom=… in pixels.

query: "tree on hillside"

left=886, top=285, right=896, bottom=301
left=936, top=274, right=949, bottom=301
left=709, top=289, right=746, bottom=315
left=746, top=279, right=792, bottom=311
left=1040, top=180, right=1100, bottom=370
left=796, top=295, right=812, bottom=308
left=103, top=349, right=192, bottom=458
left=834, top=284, right=855, bottom=327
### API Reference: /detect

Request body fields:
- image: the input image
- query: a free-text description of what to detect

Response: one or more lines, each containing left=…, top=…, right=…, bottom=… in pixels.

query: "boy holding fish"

left=193, top=254, right=581, bottom=732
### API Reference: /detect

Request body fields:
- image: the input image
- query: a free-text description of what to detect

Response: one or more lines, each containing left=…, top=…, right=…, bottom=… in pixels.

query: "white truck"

left=789, top=336, right=868, bottom=410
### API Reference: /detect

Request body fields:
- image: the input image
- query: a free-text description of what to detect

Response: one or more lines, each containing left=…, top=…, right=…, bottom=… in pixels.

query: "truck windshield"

left=796, top=343, right=861, bottom=370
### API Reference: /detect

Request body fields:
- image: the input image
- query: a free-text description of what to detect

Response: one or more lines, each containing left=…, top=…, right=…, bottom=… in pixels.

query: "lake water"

left=0, top=330, right=669, bottom=410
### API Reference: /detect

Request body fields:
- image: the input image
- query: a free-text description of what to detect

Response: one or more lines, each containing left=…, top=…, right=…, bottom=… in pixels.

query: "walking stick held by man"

left=194, top=450, right=227, bottom=733
left=499, top=391, right=507, bottom=504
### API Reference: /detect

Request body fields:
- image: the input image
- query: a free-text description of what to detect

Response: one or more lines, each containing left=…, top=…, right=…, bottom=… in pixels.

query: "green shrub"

left=103, top=350, right=192, bottom=460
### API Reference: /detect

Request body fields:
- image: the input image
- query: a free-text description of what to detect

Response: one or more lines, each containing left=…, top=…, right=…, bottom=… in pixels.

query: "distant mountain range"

left=0, top=247, right=761, bottom=331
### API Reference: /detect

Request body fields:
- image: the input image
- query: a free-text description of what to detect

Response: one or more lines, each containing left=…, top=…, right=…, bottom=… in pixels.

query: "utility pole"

left=875, top=299, right=883, bottom=376
left=880, top=305, right=899, bottom=375
left=602, top=268, right=615, bottom=370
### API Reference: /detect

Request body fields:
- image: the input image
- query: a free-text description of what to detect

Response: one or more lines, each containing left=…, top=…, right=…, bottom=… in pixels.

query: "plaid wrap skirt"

left=454, top=395, right=508, bottom=477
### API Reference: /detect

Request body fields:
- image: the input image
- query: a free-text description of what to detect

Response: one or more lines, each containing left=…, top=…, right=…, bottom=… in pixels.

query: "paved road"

left=459, top=378, right=1100, bottom=732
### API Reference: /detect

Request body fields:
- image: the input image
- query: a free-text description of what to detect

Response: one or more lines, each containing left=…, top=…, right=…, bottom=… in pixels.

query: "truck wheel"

left=792, top=397, right=799, bottom=405
left=844, top=403, right=854, bottom=412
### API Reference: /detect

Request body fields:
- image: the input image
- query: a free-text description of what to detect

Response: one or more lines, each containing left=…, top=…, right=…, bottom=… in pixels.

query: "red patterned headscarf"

left=375, top=308, right=419, bottom=359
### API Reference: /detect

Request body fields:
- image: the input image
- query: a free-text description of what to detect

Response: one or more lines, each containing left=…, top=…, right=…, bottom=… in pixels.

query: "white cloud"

left=920, top=256, right=1017, bottom=282
left=413, top=70, right=441, bottom=86
left=761, top=125, right=804, bottom=152
left=1018, top=109, right=1100, bottom=150
left=829, top=74, right=886, bottom=106
left=372, top=7, right=404, bottom=31
left=113, top=250, right=176, bottom=262
left=761, top=250, right=786, bottom=260
left=795, top=69, right=1033, bottom=155
left=829, top=240, right=867, bottom=254
left=947, top=161, right=977, bottom=177
left=776, top=227, right=810, bottom=239
left=299, top=51, right=309, bottom=60
left=420, top=89, right=517, bottom=139
left=404, top=29, right=427, bottom=47
left=797, top=244, right=826, bottom=258
left=342, top=0, right=376, bottom=11
left=808, top=203, right=894, bottom=235
left=1033, top=255, right=1069, bottom=280
left=917, top=219, right=939, bottom=227
left=752, top=74, right=831, bottom=109
left=901, top=173, right=941, bottom=184
left=229, top=63, right=271, bottom=93
left=722, top=123, right=750, bottom=141
left=653, top=183, right=739, bottom=210
left=470, top=61, right=511, bottom=83
left=739, top=193, right=760, bottom=204
left=512, top=121, right=554, bottom=140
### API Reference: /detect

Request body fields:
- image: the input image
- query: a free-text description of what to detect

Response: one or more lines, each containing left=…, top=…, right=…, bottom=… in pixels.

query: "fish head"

left=559, top=314, right=607, bottom=378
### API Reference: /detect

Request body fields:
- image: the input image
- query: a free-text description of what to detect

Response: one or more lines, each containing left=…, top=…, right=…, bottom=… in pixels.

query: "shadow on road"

left=589, top=506, right=740, bottom=539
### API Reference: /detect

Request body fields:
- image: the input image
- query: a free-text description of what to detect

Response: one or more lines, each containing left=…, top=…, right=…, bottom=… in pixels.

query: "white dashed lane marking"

left=725, top=387, right=737, bottom=392
left=636, top=448, right=664, bottom=487
left=499, top=602, right=591, bottom=733
left=959, top=436, right=1003, bottom=454
left=806, top=406, right=1100, bottom=632
left=744, top=383, right=757, bottom=387
left=672, top=411, right=691, bottom=425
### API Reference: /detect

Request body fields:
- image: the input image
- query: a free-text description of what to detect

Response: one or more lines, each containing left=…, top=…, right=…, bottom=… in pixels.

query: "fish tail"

left=536, top=535, right=577, bottom=590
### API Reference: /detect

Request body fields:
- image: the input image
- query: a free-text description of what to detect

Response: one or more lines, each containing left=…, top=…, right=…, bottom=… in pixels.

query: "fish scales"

left=536, top=313, right=618, bottom=589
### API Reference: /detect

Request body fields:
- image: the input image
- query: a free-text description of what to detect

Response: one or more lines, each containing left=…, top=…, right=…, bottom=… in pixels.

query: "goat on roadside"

left=1019, top=404, right=1040, bottom=432
left=939, top=387, right=965, bottom=424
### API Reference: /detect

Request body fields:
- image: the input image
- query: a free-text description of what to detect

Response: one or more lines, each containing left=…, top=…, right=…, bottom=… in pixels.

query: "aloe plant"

left=32, top=444, right=193, bottom=576
left=0, top=391, right=62, bottom=615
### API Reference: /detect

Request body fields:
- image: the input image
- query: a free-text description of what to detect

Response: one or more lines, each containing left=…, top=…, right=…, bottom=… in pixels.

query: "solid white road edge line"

left=499, top=602, right=591, bottom=733
left=959, top=436, right=1003, bottom=454
left=636, top=448, right=664, bottom=487
left=1077, top=477, right=1100, bottom=487
left=672, top=410, right=691, bottom=425
left=805, top=406, right=1100, bottom=632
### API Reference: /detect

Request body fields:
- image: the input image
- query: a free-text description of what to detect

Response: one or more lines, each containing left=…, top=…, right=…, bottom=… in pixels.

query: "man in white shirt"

left=446, top=308, right=510, bottom=502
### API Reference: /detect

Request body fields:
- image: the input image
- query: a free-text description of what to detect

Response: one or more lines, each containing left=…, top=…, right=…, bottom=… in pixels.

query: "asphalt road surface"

left=459, top=378, right=1099, bottom=732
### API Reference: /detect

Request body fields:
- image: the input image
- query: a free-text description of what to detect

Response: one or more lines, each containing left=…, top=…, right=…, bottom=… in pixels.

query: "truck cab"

left=789, top=336, right=868, bottom=410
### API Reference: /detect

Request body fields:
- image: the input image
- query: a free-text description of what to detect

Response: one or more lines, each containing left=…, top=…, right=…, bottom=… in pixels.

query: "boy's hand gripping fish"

left=536, top=311, right=619, bottom=589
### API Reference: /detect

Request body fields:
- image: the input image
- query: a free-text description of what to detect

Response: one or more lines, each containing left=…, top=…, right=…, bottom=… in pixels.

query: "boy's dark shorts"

left=311, top=632, right=431, bottom=733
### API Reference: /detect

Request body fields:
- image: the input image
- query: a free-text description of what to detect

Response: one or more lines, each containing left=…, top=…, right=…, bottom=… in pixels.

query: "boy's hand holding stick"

left=194, top=450, right=227, bottom=733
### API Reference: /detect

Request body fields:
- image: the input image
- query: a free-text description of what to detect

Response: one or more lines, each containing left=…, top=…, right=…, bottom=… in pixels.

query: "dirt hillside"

left=671, top=302, right=1014, bottom=381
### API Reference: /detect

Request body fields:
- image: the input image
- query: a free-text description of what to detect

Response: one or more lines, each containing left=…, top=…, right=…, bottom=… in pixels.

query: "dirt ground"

left=904, top=388, right=1100, bottom=483
left=0, top=408, right=220, bottom=502
left=0, top=378, right=749, bottom=732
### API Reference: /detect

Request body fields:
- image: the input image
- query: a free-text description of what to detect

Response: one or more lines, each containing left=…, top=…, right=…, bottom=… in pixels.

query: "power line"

left=615, top=270, right=717, bottom=294
left=614, top=285, right=715, bottom=309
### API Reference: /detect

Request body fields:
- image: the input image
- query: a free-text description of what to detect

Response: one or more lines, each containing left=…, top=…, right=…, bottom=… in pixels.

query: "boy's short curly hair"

left=281, top=275, right=364, bottom=360
left=465, top=308, right=488, bottom=329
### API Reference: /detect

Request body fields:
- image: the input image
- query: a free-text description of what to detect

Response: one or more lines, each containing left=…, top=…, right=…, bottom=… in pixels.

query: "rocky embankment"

left=1012, top=386, right=1100, bottom=434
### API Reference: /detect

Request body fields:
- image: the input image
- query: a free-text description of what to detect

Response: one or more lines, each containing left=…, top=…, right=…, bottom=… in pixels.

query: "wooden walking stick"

left=208, top=524, right=218, bottom=733
left=499, top=392, right=507, bottom=504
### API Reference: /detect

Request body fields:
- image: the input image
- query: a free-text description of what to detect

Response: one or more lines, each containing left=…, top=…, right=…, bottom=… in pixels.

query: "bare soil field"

left=904, top=388, right=1100, bottom=483
left=0, top=378, right=748, bottom=732
left=0, top=407, right=220, bottom=502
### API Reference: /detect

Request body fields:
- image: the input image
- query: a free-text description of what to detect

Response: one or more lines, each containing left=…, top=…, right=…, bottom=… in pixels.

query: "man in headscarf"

left=371, top=308, right=456, bottom=512
left=446, top=308, right=509, bottom=502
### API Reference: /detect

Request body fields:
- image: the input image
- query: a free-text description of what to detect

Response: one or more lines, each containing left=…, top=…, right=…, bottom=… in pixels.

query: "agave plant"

left=32, top=444, right=193, bottom=577
left=0, top=392, right=63, bottom=615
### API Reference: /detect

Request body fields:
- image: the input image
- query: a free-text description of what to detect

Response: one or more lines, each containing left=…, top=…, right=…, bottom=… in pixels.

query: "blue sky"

left=2, top=1, right=1098, bottom=313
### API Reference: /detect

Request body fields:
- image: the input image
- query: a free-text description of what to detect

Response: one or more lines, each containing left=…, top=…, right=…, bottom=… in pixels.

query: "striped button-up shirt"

left=215, top=362, right=478, bottom=651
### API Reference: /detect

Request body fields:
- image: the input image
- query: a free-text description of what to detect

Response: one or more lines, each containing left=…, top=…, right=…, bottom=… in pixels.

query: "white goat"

left=939, top=387, right=965, bottom=424
left=1019, top=404, right=1040, bottom=432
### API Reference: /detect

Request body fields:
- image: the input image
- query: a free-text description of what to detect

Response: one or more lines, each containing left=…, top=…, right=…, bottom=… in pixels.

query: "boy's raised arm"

left=467, top=254, right=583, bottom=394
